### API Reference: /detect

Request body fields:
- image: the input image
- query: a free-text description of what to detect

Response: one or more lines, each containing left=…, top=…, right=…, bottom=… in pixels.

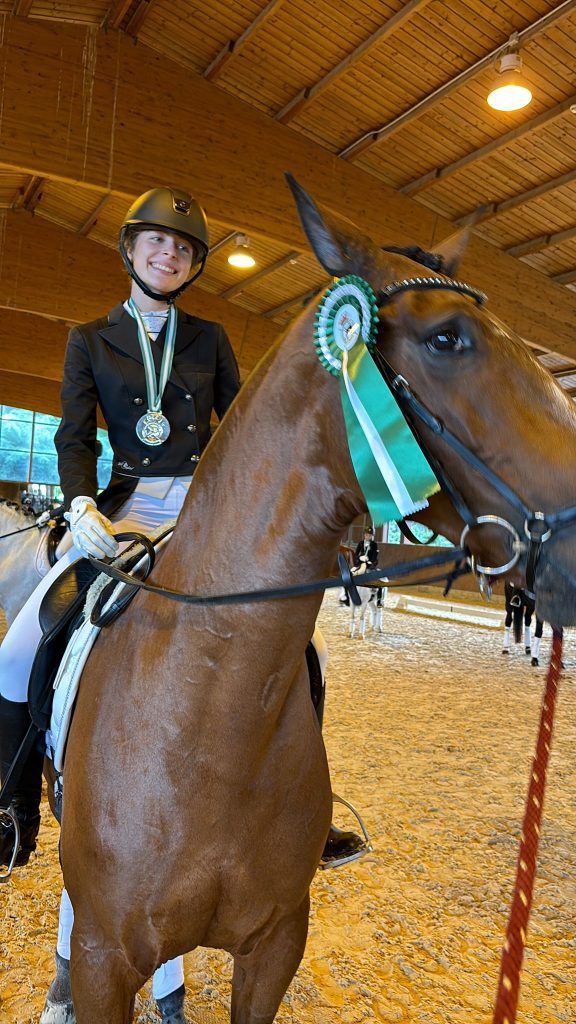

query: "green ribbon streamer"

left=339, top=340, right=440, bottom=524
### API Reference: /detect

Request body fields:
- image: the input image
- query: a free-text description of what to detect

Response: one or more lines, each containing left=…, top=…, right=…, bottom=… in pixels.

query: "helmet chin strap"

left=120, top=250, right=207, bottom=304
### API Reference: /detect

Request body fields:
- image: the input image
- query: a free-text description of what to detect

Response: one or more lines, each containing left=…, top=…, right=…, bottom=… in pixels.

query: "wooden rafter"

left=204, top=0, right=286, bottom=82
left=401, top=94, right=576, bottom=197
left=220, top=251, right=300, bottom=300
left=263, top=282, right=329, bottom=319
left=507, top=224, right=576, bottom=258
left=105, top=0, right=135, bottom=31
left=78, top=194, right=111, bottom=237
left=13, top=175, right=45, bottom=211
left=12, top=0, right=34, bottom=16
left=456, top=168, right=576, bottom=228
left=275, top=0, right=431, bottom=125
left=552, top=267, right=576, bottom=286
left=125, top=0, right=159, bottom=37
left=338, top=0, right=576, bottom=162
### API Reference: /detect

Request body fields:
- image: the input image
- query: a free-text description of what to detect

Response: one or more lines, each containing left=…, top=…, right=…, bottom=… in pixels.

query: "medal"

left=128, top=299, right=177, bottom=447
left=135, top=410, right=171, bottom=446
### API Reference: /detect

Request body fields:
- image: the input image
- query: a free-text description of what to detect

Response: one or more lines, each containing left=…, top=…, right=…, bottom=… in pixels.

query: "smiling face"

left=126, top=228, right=195, bottom=307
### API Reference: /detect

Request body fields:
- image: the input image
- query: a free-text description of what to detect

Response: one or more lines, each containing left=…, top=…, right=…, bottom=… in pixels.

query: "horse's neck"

left=160, top=311, right=364, bottom=590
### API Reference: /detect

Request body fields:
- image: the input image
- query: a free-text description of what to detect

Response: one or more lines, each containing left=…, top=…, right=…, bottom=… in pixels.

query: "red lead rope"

left=492, top=627, right=563, bottom=1024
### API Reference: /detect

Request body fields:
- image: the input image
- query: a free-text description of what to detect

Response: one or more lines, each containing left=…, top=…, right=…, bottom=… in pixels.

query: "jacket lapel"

left=98, top=304, right=205, bottom=392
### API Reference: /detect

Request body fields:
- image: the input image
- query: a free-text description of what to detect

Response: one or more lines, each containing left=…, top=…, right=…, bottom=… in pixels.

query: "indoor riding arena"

left=1, top=4, right=576, bottom=1024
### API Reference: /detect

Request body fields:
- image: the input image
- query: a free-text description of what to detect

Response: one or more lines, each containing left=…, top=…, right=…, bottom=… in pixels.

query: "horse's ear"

left=286, top=174, right=354, bottom=277
left=433, top=226, right=471, bottom=277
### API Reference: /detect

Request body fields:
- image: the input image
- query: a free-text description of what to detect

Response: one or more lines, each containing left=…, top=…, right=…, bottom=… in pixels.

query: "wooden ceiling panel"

left=521, top=239, right=576, bottom=276
left=29, top=178, right=103, bottom=232
left=0, top=173, right=30, bottom=208
left=135, top=0, right=264, bottom=76
left=28, top=0, right=108, bottom=23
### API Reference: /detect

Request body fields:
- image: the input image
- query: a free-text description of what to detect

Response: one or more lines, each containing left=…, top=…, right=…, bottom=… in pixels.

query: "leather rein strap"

left=89, top=545, right=469, bottom=615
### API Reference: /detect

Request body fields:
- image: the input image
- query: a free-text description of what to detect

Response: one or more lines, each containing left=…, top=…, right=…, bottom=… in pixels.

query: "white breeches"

left=57, top=888, right=184, bottom=999
left=0, top=478, right=191, bottom=702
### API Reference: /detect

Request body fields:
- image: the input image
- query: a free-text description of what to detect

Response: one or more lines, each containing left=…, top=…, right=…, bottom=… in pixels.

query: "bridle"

left=373, top=273, right=576, bottom=593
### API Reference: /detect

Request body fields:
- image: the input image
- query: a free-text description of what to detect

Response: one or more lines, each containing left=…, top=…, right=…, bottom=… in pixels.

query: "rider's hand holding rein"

left=64, top=496, right=119, bottom=559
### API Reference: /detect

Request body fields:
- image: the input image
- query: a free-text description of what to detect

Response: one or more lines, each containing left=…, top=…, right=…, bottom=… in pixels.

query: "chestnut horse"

left=55, top=180, right=576, bottom=1022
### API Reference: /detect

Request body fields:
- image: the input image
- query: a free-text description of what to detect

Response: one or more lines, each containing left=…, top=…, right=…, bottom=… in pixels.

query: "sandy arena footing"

left=1, top=593, right=575, bottom=1023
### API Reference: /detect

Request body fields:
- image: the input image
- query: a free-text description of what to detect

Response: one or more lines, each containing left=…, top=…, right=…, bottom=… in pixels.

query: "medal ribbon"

left=128, top=299, right=177, bottom=414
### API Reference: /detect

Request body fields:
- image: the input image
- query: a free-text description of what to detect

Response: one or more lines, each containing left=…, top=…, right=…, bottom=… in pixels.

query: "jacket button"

left=133, top=397, right=144, bottom=405
left=187, top=424, right=196, bottom=432
left=184, top=393, right=192, bottom=401
left=190, top=454, right=200, bottom=462
left=142, top=457, right=151, bottom=466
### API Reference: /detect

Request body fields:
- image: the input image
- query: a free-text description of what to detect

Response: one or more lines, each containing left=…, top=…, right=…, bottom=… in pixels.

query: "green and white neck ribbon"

left=314, top=275, right=440, bottom=524
left=128, top=299, right=177, bottom=446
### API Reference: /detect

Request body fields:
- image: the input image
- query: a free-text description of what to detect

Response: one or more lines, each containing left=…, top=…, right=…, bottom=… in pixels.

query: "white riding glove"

left=35, top=509, right=52, bottom=528
left=359, top=554, right=368, bottom=562
left=64, top=496, right=119, bottom=559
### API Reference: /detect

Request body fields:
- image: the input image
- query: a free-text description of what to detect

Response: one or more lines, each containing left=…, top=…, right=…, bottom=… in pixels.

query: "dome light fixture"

left=487, top=34, right=532, bottom=112
left=227, top=234, right=256, bottom=269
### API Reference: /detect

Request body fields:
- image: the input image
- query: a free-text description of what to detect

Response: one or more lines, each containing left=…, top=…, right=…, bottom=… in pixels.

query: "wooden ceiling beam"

left=3, top=20, right=576, bottom=356
left=456, top=168, right=576, bottom=228
left=507, top=224, right=576, bottom=258
left=12, top=0, right=34, bottom=16
left=104, top=0, right=134, bottom=31
left=77, top=193, right=111, bottom=237
left=338, top=0, right=576, bottom=161
left=275, top=0, right=431, bottom=125
left=220, top=251, right=300, bottom=300
left=204, top=0, right=286, bottom=82
left=0, top=370, right=63, bottom=420
left=552, top=268, right=576, bottom=286
left=124, top=0, right=159, bottom=37
left=401, top=94, right=576, bottom=197
left=12, top=174, right=45, bottom=211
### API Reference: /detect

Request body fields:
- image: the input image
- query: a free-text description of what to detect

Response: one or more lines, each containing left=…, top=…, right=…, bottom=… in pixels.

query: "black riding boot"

left=0, top=696, right=44, bottom=867
left=307, top=644, right=367, bottom=868
left=157, top=984, right=188, bottom=1023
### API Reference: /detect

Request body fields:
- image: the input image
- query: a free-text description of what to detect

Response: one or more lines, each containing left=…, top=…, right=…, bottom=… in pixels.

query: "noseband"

left=372, top=274, right=576, bottom=593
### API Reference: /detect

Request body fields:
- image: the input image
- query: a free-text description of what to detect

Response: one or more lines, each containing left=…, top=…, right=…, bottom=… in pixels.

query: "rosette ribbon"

left=314, top=275, right=440, bottom=524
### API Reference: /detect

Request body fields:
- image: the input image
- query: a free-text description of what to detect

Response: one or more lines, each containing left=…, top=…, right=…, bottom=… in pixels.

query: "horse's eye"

left=425, top=328, right=466, bottom=354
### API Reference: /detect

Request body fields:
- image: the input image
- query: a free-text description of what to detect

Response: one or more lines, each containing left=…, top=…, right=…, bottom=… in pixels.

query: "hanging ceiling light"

left=227, top=234, right=256, bottom=268
left=487, top=34, right=532, bottom=112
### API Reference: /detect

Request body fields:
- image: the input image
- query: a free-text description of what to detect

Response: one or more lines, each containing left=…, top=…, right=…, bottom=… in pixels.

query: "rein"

left=88, top=545, right=470, bottom=611
left=0, top=522, right=39, bottom=539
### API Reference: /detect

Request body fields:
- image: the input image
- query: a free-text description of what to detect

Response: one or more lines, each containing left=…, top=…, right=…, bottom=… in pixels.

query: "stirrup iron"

left=0, top=806, right=21, bottom=882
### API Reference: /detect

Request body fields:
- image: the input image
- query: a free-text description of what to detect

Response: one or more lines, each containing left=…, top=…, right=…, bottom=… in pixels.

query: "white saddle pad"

left=46, top=528, right=174, bottom=773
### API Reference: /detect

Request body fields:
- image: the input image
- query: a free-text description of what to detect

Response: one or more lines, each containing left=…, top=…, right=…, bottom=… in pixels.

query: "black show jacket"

left=55, top=302, right=240, bottom=510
